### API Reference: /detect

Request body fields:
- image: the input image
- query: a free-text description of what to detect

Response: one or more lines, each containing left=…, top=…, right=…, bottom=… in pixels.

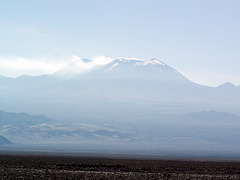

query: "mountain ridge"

left=0, top=109, right=134, bottom=144
left=0, top=57, right=238, bottom=87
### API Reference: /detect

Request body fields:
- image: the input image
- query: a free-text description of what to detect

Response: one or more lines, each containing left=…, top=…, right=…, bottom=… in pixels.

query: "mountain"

left=53, top=57, right=206, bottom=101
left=0, top=110, right=134, bottom=144
left=218, top=82, right=236, bottom=88
left=217, top=82, right=238, bottom=93
left=1, top=108, right=240, bottom=150
left=90, top=58, right=185, bottom=80
left=0, top=57, right=240, bottom=124
left=54, top=58, right=190, bottom=83
left=0, top=109, right=55, bottom=125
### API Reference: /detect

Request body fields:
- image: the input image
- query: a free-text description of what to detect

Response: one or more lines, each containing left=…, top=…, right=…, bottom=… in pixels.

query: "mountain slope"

left=52, top=58, right=206, bottom=102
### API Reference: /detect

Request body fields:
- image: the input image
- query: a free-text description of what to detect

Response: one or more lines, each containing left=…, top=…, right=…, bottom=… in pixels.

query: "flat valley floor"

left=0, top=155, right=240, bottom=179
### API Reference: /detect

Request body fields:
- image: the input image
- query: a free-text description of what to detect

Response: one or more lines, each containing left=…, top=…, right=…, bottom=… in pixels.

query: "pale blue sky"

left=0, top=0, right=240, bottom=86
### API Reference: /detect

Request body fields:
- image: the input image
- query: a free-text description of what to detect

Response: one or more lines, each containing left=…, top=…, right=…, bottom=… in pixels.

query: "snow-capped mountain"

left=0, top=57, right=240, bottom=125
left=54, top=57, right=189, bottom=82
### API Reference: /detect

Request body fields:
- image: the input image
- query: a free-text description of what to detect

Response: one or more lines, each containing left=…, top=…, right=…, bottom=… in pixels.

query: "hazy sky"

left=1, top=0, right=240, bottom=86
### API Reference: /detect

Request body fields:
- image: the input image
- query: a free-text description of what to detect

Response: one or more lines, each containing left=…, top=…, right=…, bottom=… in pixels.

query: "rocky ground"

left=0, top=155, right=240, bottom=179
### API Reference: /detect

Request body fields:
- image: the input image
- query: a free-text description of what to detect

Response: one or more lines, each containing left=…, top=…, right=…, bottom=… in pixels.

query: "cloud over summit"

left=0, top=55, right=117, bottom=77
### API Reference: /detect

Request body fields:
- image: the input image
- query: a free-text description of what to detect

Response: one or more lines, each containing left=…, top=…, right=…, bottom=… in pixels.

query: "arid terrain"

left=0, top=155, right=240, bottom=179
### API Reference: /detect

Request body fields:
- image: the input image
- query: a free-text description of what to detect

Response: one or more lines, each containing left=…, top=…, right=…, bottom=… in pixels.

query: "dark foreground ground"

left=0, top=155, right=240, bottom=179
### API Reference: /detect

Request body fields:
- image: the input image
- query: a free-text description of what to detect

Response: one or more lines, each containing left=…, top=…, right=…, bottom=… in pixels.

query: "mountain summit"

left=53, top=57, right=187, bottom=82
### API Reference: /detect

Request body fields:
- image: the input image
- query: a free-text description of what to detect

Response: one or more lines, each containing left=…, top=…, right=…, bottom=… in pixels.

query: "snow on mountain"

left=101, top=58, right=181, bottom=78
left=53, top=57, right=184, bottom=81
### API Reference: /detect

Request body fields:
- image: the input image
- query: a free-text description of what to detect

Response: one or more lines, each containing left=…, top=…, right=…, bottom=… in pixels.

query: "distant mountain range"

left=0, top=110, right=134, bottom=144
left=1, top=108, right=240, bottom=148
left=0, top=57, right=240, bottom=148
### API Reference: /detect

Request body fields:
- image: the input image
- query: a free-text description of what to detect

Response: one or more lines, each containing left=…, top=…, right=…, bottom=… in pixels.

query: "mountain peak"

left=217, top=82, right=236, bottom=88
left=53, top=56, right=186, bottom=81
left=142, top=59, right=166, bottom=66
